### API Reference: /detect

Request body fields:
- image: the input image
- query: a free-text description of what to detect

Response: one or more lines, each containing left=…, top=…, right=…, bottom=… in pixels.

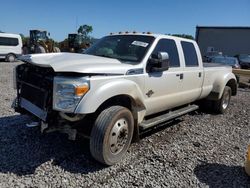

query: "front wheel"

left=213, top=86, right=232, bottom=114
left=90, top=106, right=134, bottom=165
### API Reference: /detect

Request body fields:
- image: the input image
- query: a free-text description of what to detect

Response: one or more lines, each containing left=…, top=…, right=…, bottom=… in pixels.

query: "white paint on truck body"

left=18, top=33, right=237, bottom=123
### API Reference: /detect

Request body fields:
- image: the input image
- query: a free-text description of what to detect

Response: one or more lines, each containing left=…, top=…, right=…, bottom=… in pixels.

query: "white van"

left=0, top=33, right=22, bottom=62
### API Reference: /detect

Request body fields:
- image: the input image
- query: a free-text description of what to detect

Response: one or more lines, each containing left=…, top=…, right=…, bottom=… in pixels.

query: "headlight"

left=53, top=77, right=89, bottom=112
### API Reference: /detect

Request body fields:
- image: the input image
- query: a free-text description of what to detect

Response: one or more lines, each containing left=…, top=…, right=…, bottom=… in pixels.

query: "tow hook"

left=41, top=121, right=49, bottom=133
left=26, top=121, right=40, bottom=128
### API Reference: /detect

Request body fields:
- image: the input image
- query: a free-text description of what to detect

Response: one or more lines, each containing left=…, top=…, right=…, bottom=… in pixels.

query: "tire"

left=213, top=86, right=232, bottom=114
left=6, top=54, right=16, bottom=62
left=35, top=45, right=46, bottom=53
left=53, top=47, right=60, bottom=53
left=197, top=99, right=213, bottom=112
left=90, top=106, right=134, bottom=165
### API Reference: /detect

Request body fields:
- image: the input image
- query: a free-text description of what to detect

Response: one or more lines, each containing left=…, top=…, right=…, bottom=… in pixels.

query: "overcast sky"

left=1, top=0, right=250, bottom=41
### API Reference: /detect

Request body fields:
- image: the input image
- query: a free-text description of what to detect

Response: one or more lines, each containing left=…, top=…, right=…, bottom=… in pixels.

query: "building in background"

left=196, top=26, right=250, bottom=57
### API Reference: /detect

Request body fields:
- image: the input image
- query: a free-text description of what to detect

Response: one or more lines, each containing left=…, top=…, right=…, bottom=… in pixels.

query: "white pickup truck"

left=13, top=33, right=237, bottom=165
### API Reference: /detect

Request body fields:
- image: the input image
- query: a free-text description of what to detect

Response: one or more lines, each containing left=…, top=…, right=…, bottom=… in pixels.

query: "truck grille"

left=20, top=84, right=48, bottom=109
left=16, top=63, right=54, bottom=117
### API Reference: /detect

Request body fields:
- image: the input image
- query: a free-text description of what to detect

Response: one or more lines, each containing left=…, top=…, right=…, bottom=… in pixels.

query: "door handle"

left=198, top=72, right=202, bottom=77
left=176, top=73, right=184, bottom=80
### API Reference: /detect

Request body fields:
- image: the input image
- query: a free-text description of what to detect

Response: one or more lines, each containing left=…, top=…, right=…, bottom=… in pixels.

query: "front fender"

left=75, top=79, right=146, bottom=114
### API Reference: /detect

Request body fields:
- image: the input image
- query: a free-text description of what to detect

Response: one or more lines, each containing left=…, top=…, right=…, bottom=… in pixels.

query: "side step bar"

left=139, top=104, right=199, bottom=130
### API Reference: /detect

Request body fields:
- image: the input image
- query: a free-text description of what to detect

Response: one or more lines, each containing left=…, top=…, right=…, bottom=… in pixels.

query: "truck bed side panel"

left=200, top=64, right=234, bottom=99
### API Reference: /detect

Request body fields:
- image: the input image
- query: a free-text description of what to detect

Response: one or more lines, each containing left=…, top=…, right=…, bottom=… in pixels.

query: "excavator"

left=22, top=30, right=60, bottom=54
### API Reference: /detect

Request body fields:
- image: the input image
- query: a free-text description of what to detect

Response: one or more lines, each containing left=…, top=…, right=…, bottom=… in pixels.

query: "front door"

left=144, top=39, right=185, bottom=116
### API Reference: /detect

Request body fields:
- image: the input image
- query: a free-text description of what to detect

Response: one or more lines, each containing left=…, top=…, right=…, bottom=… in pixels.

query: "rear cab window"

left=181, top=41, right=199, bottom=67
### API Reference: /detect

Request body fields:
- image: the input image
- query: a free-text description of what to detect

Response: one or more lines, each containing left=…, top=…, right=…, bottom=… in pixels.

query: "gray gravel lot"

left=0, top=61, right=250, bottom=187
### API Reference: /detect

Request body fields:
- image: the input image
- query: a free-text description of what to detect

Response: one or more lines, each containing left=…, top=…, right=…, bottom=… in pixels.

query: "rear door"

left=180, top=41, right=203, bottom=103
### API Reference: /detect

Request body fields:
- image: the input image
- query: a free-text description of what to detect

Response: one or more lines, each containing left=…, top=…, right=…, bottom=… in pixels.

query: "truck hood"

left=18, top=53, right=136, bottom=75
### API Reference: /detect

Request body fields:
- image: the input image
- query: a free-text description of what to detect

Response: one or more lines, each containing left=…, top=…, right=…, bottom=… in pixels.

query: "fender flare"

left=208, top=72, right=237, bottom=100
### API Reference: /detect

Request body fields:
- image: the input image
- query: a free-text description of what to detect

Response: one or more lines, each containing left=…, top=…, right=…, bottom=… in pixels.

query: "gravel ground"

left=0, top=61, right=250, bottom=188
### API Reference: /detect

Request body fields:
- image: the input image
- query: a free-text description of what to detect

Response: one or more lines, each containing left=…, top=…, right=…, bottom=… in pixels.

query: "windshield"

left=84, top=35, right=155, bottom=62
left=36, top=32, right=47, bottom=40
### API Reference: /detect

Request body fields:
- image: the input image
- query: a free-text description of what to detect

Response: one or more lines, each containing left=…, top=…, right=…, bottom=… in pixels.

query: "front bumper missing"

left=13, top=98, right=78, bottom=141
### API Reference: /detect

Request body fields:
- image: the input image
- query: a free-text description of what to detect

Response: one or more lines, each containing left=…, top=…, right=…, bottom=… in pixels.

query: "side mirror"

left=147, top=52, right=170, bottom=72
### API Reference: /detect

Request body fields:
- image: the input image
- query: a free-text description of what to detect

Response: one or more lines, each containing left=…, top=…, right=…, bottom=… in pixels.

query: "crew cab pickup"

left=13, top=33, right=237, bottom=165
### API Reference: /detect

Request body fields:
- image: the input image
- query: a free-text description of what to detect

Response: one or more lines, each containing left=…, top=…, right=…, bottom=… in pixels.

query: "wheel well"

left=6, top=53, right=16, bottom=57
left=226, top=79, right=237, bottom=96
left=96, top=95, right=140, bottom=141
left=97, top=95, right=131, bottom=110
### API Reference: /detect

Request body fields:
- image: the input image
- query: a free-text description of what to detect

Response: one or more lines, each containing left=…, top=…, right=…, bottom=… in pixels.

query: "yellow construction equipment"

left=245, top=145, right=250, bottom=176
left=59, top=33, right=90, bottom=53
left=233, top=69, right=250, bottom=77
left=22, top=30, right=60, bottom=54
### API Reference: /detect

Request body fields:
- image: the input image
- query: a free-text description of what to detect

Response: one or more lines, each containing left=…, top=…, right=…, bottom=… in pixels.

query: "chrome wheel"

left=109, top=118, right=129, bottom=154
left=90, top=106, right=134, bottom=165
left=222, top=91, right=230, bottom=109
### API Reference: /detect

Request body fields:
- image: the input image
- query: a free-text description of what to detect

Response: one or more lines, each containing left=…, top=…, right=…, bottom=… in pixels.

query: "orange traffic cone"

left=245, top=145, right=250, bottom=176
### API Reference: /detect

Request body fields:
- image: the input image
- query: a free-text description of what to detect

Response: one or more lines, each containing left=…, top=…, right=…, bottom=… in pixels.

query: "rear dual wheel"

left=213, top=86, right=232, bottom=114
left=90, top=106, right=134, bottom=165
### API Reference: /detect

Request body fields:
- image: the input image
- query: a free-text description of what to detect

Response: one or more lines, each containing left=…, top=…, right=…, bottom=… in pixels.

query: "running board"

left=139, top=105, right=199, bottom=130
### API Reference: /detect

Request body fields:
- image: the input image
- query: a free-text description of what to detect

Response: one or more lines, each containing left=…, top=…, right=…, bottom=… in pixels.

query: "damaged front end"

left=13, top=63, right=88, bottom=140
left=14, top=63, right=54, bottom=120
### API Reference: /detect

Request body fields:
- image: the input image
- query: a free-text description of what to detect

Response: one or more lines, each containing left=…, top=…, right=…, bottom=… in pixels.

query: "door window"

left=181, top=41, right=199, bottom=67
left=151, top=39, right=180, bottom=67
